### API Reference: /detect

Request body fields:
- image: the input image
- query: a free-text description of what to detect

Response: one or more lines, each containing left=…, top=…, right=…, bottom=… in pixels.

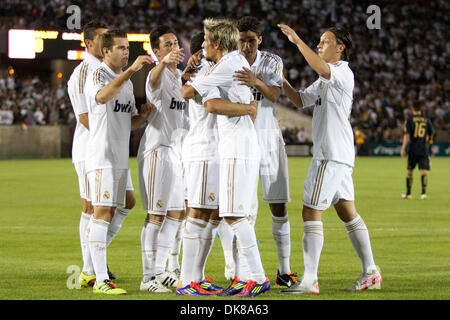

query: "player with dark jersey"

left=401, top=102, right=433, bottom=200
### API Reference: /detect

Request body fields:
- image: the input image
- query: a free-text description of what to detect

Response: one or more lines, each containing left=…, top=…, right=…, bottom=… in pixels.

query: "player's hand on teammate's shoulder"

left=181, top=71, right=196, bottom=85
left=161, top=48, right=185, bottom=66
left=278, top=23, right=301, bottom=45
left=234, top=67, right=257, bottom=87
left=140, top=103, right=155, bottom=118
left=186, top=49, right=203, bottom=72
left=129, top=55, right=155, bottom=73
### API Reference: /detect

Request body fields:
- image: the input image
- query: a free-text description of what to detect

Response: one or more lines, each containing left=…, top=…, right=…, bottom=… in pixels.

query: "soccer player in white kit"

left=68, top=21, right=138, bottom=288
left=67, top=20, right=107, bottom=288
left=278, top=24, right=382, bottom=294
left=232, top=15, right=296, bottom=288
left=177, top=32, right=258, bottom=296
left=181, top=18, right=270, bottom=298
left=138, top=26, right=188, bottom=293
left=84, top=30, right=154, bottom=295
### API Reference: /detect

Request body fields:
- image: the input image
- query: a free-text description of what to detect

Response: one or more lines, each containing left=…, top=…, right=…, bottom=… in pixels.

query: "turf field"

left=0, top=156, right=449, bottom=301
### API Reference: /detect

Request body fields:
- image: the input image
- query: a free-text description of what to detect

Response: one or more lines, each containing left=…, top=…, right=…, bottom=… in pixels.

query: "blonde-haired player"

left=181, top=18, right=269, bottom=298
left=177, top=32, right=257, bottom=296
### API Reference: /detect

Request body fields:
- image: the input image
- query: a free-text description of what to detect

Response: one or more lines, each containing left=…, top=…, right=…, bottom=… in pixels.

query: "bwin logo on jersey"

left=169, top=97, right=187, bottom=110
left=113, top=100, right=132, bottom=113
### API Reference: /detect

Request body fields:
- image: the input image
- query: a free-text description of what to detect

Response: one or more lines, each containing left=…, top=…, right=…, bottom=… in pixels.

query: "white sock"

left=80, top=212, right=94, bottom=275
left=106, top=207, right=129, bottom=247
left=194, top=219, right=220, bottom=282
left=236, top=239, right=252, bottom=282
left=141, top=218, right=162, bottom=282
left=229, top=218, right=266, bottom=283
left=180, top=217, right=206, bottom=286
left=344, top=214, right=377, bottom=274
left=155, top=216, right=183, bottom=276
left=302, top=221, right=324, bottom=285
left=272, top=214, right=291, bottom=275
left=168, top=219, right=185, bottom=272
left=88, top=218, right=110, bottom=284
left=218, top=220, right=235, bottom=273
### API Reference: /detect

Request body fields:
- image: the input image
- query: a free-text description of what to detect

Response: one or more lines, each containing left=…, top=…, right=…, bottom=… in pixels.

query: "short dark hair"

left=100, top=29, right=128, bottom=56
left=150, top=25, right=176, bottom=51
left=83, top=20, right=108, bottom=42
left=412, top=100, right=422, bottom=112
left=237, top=16, right=262, bottom=36
left=327, top=27, right=352, bottom=61
left=190, top=32, right=204, bottom=54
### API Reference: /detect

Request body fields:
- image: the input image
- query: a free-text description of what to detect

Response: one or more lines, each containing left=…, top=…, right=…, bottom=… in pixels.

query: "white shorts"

left=302, top=159, right=355, bottom=211
left=87, top=168, right=128, bottom=207
left=74, top=161, right=90, bottom=201
left=184, top=160, right=219, bottom=209
left=219, top=158, right=259, bottom=218
left=138, top=147, right=186, bottom=215
left=259, top=140, right=290, bottom=203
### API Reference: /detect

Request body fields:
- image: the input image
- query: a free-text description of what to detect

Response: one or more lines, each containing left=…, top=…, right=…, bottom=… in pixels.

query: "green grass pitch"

left=0, top=156, right=449, bottom=300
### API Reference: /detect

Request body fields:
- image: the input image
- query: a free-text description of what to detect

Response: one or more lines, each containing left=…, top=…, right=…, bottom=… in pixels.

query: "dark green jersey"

left=404, top=115, right=432, bottom=156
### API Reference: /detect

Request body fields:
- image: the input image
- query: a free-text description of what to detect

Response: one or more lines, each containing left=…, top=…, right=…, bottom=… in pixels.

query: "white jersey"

left=299, top=61, right=355, bottom=167
left=249, top=50, right=284, bottom=152
left=182, top=58, right=219, bottom=162
left=67, top=53, right=101, bottom=163
left=191, top=51, right=260, bottom=161
left=137, top=67, right=188, bottom=163
left=84, top=62, right=138, bottom=172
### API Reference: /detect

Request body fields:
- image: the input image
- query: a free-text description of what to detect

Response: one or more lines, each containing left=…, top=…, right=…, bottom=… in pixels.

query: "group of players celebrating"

left=68, top=15, right=383, bottom=297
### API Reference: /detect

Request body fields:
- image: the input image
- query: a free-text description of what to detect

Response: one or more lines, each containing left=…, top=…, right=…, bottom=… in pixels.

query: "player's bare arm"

left=131, top=103, right=155, bottom=130
left=278, top=24, right=331, bottom=79
left=181, top=84, right=197, bottom=99
left=79, top=112, right=89, bottom=130
left=96, top=55, right=154, bottom=104
left=204, top=99, right=258, bottom=121
left=401, top=133, right=410, bottom=158
left=234, top=67, right=281, bottom=102
left=149, top=48, right=185, bottom=90
left=282, top=76, right=303, bottom=108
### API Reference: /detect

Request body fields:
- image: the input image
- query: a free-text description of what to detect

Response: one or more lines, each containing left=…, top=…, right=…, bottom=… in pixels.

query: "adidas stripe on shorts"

left=87, top=168, right=128, bottom=207
left=138, top=146, right=185, bottom=215
left=184, top=160, right=219, bottom=210
left=302, top=159, right=354, bottom=211
left=219, top=158, right=259, bottom=218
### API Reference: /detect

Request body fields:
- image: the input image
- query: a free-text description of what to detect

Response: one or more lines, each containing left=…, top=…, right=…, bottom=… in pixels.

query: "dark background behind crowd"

left=0, top=0, right=448, bottom=148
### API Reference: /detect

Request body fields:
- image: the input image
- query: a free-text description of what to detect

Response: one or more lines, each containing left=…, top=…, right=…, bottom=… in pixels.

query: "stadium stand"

left=0, top=0, right=448, bottom=148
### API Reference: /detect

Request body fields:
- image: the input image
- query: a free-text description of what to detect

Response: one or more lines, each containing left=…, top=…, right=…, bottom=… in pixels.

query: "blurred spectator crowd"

left=0, top=0, right=448, bottom=144
left=0, top=69, right=74, bottom=126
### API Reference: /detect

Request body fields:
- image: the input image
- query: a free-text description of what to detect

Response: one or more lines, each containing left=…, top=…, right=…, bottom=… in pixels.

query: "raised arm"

left=149, top=48, right=184, bottom=90
left=278, top=24, right=330, bottom=79
left=96, top=55, right=153, bottom=104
